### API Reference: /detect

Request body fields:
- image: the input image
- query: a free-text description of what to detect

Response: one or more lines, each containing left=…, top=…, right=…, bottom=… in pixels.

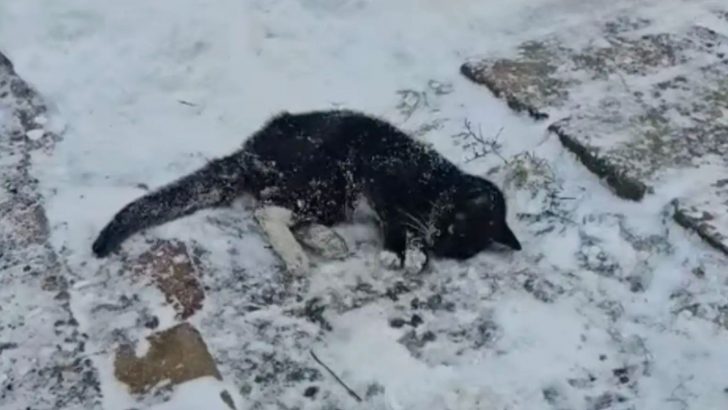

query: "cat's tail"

left=91, top=152, right=249, bottom=257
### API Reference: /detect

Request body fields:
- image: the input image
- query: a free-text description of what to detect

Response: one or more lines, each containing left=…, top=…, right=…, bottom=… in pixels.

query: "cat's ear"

left=494, top=223, right=521, bottom=250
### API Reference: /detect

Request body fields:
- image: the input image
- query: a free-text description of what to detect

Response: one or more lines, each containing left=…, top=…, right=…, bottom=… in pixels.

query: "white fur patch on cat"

left=254, top=206, right=309, bottom=275
left=404, top=248, right=427, bottom=274
left=379, top=250, right=402, bottom=269
left=379, top=248, right=427, bottom=273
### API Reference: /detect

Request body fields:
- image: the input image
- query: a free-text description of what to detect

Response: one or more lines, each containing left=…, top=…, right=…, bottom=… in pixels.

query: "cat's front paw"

left=254, top=205, right=310, bottom=276
left=284, top=248, right=310, bottom=276
left=404, top=248, right=428, bottom=274
left=379, top=250, right=403, bottom=270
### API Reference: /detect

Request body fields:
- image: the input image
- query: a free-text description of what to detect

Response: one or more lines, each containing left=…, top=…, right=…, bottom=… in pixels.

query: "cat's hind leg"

left=292, top=223, right=350, bottom=260
left=254, top=206, right=310, bottom=276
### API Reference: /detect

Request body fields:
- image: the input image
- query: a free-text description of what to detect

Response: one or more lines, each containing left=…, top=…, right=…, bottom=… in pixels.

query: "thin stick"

left=310, top=350, right=363, bottom=402
left=177, top=99, right=197, bottom=107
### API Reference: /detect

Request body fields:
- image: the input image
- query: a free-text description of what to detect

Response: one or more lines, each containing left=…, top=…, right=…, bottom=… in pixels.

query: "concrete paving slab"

left=461, top=14, right=728, bottom=255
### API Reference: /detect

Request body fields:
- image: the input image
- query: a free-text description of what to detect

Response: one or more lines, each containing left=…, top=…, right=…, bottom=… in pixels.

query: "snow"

left=25, top=128, right=44, bottom=140
left=1, top=0, right=728, bottom=409
left=147, top=377, right=238, bottom=410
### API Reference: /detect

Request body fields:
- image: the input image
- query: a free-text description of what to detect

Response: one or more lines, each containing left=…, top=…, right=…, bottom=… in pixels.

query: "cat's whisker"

left=402, top=216, right=430, bottom=239
left=398, top=209, right=428, bottom=232
left=401, top=214, right=439, bottom=247
left=402, top=221, right=425, bottom=237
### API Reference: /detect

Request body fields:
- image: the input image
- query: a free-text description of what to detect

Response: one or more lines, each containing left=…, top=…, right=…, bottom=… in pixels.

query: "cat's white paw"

left=404, top=248, right=427, bottom=274
left=283, top=247, right=310, bottom=276
left=255, top=205, right=309, bottom=275
left=379, top=250, right=402, bottom=269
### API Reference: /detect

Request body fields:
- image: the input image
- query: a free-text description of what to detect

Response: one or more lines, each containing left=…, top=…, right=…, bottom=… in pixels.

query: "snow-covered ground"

left=1, top=0, right=728, bottom=409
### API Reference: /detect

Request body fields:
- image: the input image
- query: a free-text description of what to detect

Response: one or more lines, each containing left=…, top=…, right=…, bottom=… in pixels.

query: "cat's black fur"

left=92, top=110, right=521, bottom=265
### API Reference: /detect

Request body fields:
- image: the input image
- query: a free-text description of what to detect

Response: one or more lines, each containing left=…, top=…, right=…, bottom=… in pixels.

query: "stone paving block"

left=131, top=240, right=206, bottom=320
left=1, top=50, right=102, bottom=409
left=461, top=19, right=728, bottom=121
left=550, top=62, right=728, bottom=199
left=461, top=38, right=572, bottom=120
left=114, top=323, right=220, bottom=392
left=114, top=322, right=236, bottom=408
left=461, top=15, right=728, bottom=255
left=673, top=178, right=728, bottom=255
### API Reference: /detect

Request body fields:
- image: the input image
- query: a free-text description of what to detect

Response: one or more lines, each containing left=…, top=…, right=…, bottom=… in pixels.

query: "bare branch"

left=310, top=350, right=363, bottom=402
left=453, top=119, right=507, bottom=164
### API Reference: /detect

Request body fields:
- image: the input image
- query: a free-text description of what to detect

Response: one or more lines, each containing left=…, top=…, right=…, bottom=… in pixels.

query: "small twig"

left=177, top=100, right=197, bottom=107
left=0, top=342, right=18, bottom=353
left=616, top=72, right=632, bottom=94
left=666, top=375, right=694, bottom=410
left=310, top=350, right=362, bottom=402
left=395, top=89, right=427, bottom=121
left=456, top=119, right=508, bottom=164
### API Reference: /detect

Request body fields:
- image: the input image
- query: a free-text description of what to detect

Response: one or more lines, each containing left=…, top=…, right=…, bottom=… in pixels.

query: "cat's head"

left=432, top=182, right=521, bottom=259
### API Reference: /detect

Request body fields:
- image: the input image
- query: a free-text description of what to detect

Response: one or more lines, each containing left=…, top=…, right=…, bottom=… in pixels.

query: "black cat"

left=92, top=110, right=521, bottom=272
